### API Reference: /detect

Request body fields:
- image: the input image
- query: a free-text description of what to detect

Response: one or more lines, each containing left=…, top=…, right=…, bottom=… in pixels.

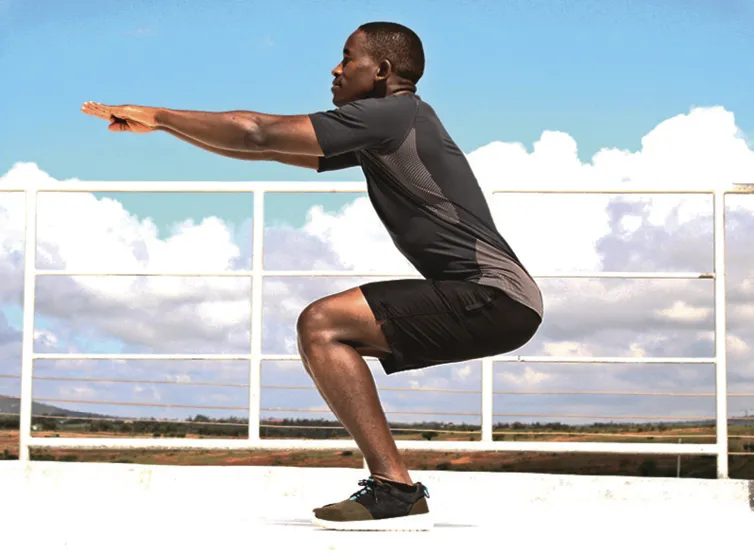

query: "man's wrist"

left=152, top=108, right=170, bottom=129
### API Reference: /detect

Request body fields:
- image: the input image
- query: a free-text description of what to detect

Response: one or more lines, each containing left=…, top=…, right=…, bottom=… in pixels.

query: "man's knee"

left=296, top=300, right=335, bottom=354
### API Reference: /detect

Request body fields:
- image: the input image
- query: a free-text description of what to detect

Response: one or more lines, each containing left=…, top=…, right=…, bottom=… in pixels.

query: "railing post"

left=19, top=186, right=39, bottom=462
left=713, top=188, right=729, bottom=479
left=248, top=190, right=264, bottom=441
left=481, top=358, right=493, bottom=442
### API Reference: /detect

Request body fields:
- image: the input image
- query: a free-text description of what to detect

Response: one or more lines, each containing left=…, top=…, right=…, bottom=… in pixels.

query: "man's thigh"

left=359, top=279, right=493, bottom=373
left=359, top=278, right=540, bottom=374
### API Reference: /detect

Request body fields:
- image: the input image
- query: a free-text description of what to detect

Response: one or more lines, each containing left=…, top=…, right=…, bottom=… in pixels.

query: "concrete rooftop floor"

left=1, top=461, right=752, bottom=557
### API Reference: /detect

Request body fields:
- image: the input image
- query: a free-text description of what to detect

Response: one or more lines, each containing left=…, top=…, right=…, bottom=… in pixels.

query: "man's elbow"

left=239, top=114, right=322, bottom=156
left=240, top=115, right=268, bottom=152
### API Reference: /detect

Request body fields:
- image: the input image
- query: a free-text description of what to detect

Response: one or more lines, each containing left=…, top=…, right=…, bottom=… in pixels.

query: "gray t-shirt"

left=308, top=92, right=543, bottom=318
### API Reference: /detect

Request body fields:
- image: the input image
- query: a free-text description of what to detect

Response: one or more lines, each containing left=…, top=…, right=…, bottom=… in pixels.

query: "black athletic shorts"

left=360, top=279, right=542, bottom=374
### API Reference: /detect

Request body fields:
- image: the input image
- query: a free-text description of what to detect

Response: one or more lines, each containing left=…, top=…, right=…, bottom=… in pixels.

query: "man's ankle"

left=371, top=473, right=415, bottom=488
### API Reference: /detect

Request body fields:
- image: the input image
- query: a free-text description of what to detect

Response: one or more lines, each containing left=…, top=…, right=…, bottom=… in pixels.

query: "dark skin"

left=82, top=29, right=416, bottom=485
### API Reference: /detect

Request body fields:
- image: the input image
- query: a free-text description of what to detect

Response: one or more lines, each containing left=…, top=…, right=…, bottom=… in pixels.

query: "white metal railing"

left=3, top=179, right=753, bottom=479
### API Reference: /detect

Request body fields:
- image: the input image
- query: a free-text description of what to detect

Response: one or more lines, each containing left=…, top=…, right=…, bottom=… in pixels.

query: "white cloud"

left=453, top=365, right=473, bottom=383
left=543, top=341, right=594, bottom=357
left=626, top=343, right=647, bottom=358
left=302, top=201, right=414, bottom=274
left=33, top=328, right=59, bottom=348
left=726, top=334, right=750, bottom=359
left=655, top=301, right=711, bottom=324
left=497, top=366, right=552, bottom=388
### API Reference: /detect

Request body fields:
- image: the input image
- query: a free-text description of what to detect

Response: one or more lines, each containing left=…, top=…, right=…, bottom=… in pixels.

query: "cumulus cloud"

left=1, top=105, right=754, bottom=424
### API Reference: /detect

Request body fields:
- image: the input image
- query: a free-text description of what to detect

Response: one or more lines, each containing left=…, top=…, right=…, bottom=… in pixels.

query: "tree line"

left=0, top=413, right=706, bottom=439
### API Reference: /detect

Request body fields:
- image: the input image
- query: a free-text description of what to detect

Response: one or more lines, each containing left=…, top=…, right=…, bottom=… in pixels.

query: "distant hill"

left=0, top=396, right=112, bottom=419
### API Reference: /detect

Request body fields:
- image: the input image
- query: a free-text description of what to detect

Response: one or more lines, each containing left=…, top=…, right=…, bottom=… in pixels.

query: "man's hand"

left=81, top=101, right=158, bottom=133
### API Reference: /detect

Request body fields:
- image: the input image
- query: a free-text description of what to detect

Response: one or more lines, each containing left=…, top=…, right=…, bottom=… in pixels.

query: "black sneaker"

left=312, top=477, right=433, bottom=531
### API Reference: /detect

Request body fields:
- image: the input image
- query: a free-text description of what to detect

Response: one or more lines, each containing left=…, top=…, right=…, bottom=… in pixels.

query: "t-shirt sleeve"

left=308, top=96, right=416, bottom=157
left=317, top=152, right=360, bottom=173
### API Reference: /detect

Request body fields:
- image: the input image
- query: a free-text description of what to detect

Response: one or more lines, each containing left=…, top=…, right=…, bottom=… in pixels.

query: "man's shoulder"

left=341, top=93, right=421, bottom=111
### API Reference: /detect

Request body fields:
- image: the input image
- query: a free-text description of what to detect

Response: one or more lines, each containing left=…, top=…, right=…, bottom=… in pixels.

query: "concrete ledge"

left=1, top=461, right=752, bottom=556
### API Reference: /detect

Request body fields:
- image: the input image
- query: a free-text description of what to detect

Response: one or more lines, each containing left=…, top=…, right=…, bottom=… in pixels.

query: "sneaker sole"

left=312, top=512, right=434, bottom=532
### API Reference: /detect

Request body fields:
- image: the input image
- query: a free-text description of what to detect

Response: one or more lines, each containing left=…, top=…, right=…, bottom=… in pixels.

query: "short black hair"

left=357, top=22, right=425, bottom=84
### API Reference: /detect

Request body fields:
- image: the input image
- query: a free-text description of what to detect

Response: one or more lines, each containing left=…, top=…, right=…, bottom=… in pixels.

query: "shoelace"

left=349, top=478, right=381, bottom=503
left=348, top=479, right=431, bottom=503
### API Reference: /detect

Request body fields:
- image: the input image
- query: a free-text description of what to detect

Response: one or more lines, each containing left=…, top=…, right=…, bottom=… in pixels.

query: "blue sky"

left=2, top=0, right=754, bottom=424
left=1, top=0, right=752, bottom=228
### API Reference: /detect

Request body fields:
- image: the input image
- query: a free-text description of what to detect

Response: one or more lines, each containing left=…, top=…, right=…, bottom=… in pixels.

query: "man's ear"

left=375, top=59, right=392, bottom=81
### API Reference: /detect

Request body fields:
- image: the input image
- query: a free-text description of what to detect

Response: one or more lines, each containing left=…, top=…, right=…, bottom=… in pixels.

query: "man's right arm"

left=159, top=127, right=319, bottom=169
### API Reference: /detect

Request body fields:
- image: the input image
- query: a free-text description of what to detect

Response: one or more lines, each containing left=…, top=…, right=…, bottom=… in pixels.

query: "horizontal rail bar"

left=493, top=390, right=717, bottom=397
left=32, top=376, right=248, bottom=388
left=730, top=183, right=754, bottom=191
left=262, top=425, right=475, bottom=434
left=491, top=432, right=719, bottom=439
left=260, top=354, right=715, bottom=364
left=493, top=413, right=713, bottom=420
left=25, top=436, right=719, bottom=454
left=453, top=355, right=697, bottom=366
left=3, top=181, right=752, bottom=194
left=263, top=271, right=712, bottom=279
left=33, top=268, right=713, bottom=279
left=35, top=269, right=256, bottom=277
left=19, top=182, right=371, bottom=193
left=261, top=407, right=480, bottom=416
left=33, top=353, right=253, bottom=361
left=29, top=352, right=718, bottom=365
left=262, top=385, right=479, bottom=394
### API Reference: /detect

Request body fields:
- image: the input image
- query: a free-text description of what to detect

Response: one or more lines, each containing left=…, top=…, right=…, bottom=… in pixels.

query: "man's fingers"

left=81, top=101, right=116, bottom=121
left=81, top=102, right=111, bottom=120
left=83, top=101, right=153, bottom=133
left=82, top=101, right=109, bottom=111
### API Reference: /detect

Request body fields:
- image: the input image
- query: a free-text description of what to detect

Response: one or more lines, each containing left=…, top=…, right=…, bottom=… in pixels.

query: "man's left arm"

left=155, top=109, right=325, bottom=156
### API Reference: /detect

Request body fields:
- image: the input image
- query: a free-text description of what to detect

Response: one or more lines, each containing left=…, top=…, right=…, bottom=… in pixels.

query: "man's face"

left=330, top=31, right=380, bottom=107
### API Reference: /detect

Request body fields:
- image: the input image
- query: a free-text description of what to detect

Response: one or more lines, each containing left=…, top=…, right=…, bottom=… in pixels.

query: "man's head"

left=330, top=22, right=425, bottom=107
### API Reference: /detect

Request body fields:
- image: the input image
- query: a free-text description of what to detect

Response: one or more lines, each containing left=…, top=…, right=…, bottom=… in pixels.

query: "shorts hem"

left=360, top=285, right=415, bottom=375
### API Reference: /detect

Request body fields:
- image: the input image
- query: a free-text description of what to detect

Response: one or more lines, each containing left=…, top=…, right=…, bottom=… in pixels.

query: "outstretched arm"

left=80, top=101, right=324, bottom=155
left=80, top=101, right=321, bottom=168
